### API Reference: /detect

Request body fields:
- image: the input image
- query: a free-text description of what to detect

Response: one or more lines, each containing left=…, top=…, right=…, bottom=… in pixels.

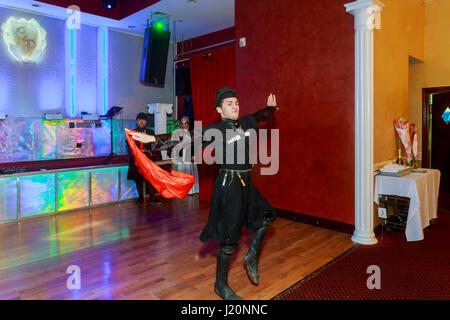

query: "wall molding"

left=277, top=208, right=383, bottom=237
left=276, top=208, right=355, bottom=235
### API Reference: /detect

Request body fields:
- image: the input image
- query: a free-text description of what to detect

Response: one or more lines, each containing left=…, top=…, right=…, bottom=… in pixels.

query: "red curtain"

left=190, top=45, right=235, bottom=201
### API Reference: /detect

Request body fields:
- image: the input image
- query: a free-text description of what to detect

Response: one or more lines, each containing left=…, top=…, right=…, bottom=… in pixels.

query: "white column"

left=345, top=0, right=384, bottom=245
left=148, top=103, right=173, bottom=134
left=97, top=26, right=109, bottom=116
left=148, top=103, right=173, bottom=160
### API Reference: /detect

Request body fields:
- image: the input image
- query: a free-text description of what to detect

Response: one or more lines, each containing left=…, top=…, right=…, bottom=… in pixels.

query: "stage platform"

left=0, top=161, right=172, bottom=223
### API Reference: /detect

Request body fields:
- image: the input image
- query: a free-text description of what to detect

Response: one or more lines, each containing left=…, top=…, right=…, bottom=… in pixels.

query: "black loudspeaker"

left=140, top=27, right=171, bottom=86
left=176, top=67, right=191, bottom=96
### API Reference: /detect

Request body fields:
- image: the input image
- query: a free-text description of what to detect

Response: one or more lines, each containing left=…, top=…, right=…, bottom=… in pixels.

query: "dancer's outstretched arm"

left=130, top=93, right=278, bottom=148
left=252, top=93, right=278, bottom=122
left=129, top=131, right=187, bottom=153
left=128, top=131, right=155, bottom=144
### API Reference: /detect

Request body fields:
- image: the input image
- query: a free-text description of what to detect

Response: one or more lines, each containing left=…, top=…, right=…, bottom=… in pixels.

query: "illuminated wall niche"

left=1, top=17, right=47, bottom=63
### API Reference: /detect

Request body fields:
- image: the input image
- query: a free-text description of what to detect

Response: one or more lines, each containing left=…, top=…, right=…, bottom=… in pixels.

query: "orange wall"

left=374, top=0, right=424, bottom=164
left=409, top=0, right=450, bottom=156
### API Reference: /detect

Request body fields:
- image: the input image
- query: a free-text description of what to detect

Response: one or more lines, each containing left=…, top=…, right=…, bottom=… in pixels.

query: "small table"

left=374, top=169, right=441, bottom=241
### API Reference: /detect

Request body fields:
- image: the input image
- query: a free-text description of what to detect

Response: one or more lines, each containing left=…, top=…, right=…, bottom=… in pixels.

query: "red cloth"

left=125, top=129, right=195, bottom=199
left=190, top=45, right=235, bottom=201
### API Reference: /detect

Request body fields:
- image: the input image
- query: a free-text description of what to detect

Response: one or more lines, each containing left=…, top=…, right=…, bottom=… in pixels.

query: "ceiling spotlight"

left=32, top=3, right=41, bottom=7
left=102, top=0, right=117, bottom=10
left=128, top=25, right=136, bottom=29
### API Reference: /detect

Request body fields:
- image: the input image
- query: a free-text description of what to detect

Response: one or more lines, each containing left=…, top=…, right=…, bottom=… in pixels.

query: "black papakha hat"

left=215, top=86, right=237, bottom=108
left=136, top=112, right=147, bottom=120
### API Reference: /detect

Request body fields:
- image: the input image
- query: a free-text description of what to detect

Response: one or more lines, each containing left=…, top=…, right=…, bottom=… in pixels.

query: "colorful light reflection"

left=91, top=167, right=118, bottom=205
left=19, top=174, right=56, bottom=217
left=57, top=170, right=89, bottom=211
left=0, top=177, right=17, bottom=222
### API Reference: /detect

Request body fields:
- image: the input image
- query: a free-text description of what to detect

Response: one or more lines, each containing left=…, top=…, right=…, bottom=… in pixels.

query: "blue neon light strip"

left=71, top=25, right=75, bottom=117
left=97, top=26, right=108, bottom=116
left=103, top=27, right=107, bottom=115
left=70, top=24, right=75, bottom=117
left=65, top=19, right=77, bottom=118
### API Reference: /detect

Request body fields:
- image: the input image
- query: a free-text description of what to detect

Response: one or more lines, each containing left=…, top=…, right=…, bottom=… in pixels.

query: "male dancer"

left=129, top=87, right=278, bottom=300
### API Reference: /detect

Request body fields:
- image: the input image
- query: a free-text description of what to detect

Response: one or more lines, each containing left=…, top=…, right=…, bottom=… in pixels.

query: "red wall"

left=177, top=27, right=235, bottom=57
left=235, top=0, right=355, bottom=224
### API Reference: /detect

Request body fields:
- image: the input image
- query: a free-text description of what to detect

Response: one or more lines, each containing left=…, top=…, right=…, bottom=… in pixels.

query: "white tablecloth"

left=374, top=169, right=441, bottom=241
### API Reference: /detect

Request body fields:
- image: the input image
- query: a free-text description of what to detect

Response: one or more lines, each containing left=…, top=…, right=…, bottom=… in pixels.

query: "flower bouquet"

left=393, top=118, right=418, bottom=168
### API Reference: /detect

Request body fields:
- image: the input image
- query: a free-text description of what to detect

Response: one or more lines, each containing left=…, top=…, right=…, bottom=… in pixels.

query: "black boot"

left=214, top=245, right=242, bottom=300
left=244, top=225, right=268, bottom=285
left=147, top=183, right=162, bottom=205
left=135, top=179, right=144, bottom=203
left=149, top=193, right=162, bottom=205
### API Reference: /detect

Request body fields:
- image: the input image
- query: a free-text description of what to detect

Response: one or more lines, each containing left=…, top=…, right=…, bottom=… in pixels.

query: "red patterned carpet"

left=275, top=211, right=450, bottom=300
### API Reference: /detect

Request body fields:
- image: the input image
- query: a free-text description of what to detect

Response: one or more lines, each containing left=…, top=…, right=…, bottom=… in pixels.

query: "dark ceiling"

left=36, top=0, right=160, bottom=20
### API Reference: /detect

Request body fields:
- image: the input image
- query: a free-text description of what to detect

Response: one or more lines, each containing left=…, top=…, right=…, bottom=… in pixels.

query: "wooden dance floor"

left=0, top=196, right=354, bottom=300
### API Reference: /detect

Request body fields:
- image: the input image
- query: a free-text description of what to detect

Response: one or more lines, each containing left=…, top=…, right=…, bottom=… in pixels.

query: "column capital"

left=148, top=103, right=173, bottom=135
left=345, top=0, right=384, bottom=13
left=345, top=0, right=384, bottom=30
left=148, top=103, right=173, bottom=115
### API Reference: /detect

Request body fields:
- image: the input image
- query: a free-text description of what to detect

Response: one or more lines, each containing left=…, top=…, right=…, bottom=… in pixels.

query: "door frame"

left=422, top=86, right=450, bottom=168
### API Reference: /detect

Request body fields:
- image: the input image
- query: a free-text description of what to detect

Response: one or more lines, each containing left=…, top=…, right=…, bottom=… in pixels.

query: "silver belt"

left=220, top=168, right=252, bottom=187
left=220, top=168, right=253, bottom=173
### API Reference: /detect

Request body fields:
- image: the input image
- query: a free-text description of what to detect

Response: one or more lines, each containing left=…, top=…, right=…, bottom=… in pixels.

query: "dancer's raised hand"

left=267, top=94, right=278, bottom=110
